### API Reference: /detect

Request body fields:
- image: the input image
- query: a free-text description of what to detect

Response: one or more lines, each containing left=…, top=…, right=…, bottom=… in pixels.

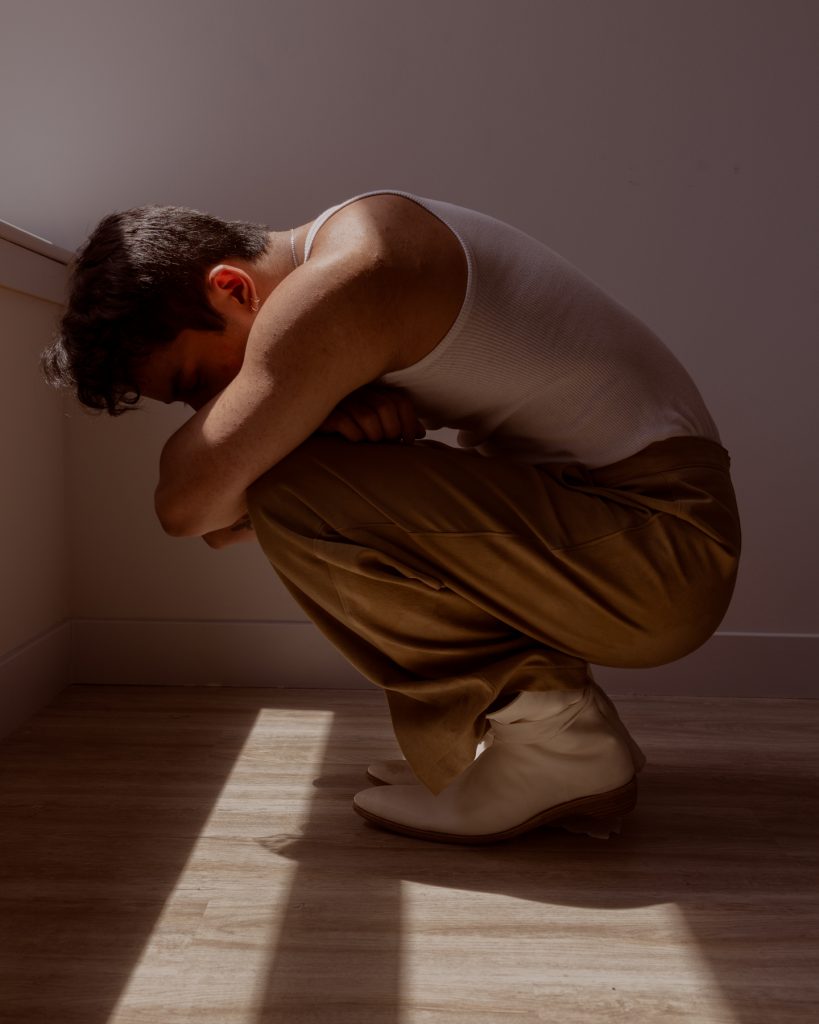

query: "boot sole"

left=354, top=777, right=638, bottom=845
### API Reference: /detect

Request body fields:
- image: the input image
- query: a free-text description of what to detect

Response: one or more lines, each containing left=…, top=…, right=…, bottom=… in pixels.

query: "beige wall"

left=67, top=403, right=290, bottom=621
left=0, top=279, right=70, bottom=737
left=1, top=2, right=816, bottom=698
left=63, top=1, right=818, bottom=694
left=0, top=286, right=67, bottom=655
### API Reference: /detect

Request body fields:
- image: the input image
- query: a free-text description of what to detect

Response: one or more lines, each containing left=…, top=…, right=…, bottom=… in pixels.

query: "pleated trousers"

left=246, top=433, right=741, bottom=794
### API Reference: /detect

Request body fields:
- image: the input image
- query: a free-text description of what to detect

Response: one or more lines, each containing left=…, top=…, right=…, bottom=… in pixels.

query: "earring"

left=250, top=297, right=260, bottom=313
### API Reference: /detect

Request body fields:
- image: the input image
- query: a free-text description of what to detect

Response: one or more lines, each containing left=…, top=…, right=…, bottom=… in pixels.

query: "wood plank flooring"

left=0, top=685, right=817, bottom=1024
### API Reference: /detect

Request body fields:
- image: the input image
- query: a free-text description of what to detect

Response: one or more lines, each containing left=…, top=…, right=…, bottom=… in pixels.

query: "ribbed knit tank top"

left=302, top=188, right=721, bottom=468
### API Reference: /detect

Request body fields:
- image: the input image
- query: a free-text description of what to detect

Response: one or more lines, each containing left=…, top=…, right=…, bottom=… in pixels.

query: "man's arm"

left=154, top=246, right=407, bottom=537
left=199, top=386, right=426, bottom=550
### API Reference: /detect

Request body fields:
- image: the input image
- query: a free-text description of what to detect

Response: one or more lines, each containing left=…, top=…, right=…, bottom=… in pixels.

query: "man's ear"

left=208, top=264, right=253, bottom=308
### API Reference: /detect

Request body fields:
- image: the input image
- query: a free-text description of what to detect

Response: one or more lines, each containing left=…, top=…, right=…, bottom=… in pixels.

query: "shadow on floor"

left=259, top=696, right=819, bottom=1024
left=0, top=685, right=266, bottom=1024
left=0, top=686, right=816, bottom=1024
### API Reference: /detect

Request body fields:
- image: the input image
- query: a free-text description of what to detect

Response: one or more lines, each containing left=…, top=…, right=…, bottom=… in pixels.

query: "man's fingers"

left=317, top=411, right=367, bottom=441
left=395, top=395, right=426, bottom=441
left=201, top=516, right=256, bottom=548
left=319, top=387, right=426, bottom=443
left=359, top=389, right=424, bottom=441
left=337, top=395, right=397, bottom=441
left=363, top=393, right=403, bottom=440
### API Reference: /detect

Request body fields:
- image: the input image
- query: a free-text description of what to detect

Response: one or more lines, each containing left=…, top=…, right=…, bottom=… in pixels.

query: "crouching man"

left=42, top=189, right=741, bottom=843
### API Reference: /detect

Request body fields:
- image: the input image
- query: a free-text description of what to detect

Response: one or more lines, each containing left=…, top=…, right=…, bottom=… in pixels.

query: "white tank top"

left=303, top=188, right=721, bottom=468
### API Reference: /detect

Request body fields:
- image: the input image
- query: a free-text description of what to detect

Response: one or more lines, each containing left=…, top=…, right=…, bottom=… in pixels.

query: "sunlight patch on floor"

left=398, top=887, right=739, bottom=1023
left=107, top=707, right=335, bottom=1024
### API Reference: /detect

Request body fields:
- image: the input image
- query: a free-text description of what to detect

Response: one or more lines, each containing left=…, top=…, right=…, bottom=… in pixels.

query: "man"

left=42, top=188, right=741, bottom=844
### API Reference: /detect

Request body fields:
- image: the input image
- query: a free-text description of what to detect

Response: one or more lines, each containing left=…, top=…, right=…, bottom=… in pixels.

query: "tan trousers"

left=247, top=434, right=741, bottom=794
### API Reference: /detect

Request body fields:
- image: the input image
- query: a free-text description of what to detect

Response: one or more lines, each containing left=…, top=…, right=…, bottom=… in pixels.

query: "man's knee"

left=248, top=434, right=338, bottom=493
left=246, top=434, right=348, bottom=521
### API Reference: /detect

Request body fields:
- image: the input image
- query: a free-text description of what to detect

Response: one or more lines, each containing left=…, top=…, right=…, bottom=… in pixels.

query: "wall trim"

left=71, top=619, right=819, bottom=698
left=0, top=218, right=73, bottom=264
left=0, top=219, right=71, bottom=304
left=0, top=238, right=69, bottom=304
left=0, top=622, right=71, bottom=740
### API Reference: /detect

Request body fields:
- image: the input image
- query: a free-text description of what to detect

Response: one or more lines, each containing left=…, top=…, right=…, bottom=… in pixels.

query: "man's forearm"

left=155, top=395, right=248, bottom=536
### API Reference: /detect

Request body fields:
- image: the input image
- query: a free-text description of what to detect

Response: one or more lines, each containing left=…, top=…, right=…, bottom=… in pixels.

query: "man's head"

left=42, top=204, right=275, bottom=413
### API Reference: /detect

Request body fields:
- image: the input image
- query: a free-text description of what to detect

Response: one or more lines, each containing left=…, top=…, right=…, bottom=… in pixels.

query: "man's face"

left=135, top=322, right=249, bottom=411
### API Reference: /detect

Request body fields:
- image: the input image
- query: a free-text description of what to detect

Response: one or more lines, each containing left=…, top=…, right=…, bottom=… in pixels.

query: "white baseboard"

left=0, top=622, right=71, bottom=739
left=71, top=619, right=819, bottom=698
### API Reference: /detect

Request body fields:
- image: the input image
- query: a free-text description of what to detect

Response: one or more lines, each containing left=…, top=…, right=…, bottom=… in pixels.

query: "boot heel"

left=552, top=777, right=638, bottom=823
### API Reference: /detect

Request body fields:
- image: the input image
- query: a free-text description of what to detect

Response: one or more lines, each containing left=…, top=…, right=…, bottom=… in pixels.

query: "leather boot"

left=353, top=682, right=645, bottom=844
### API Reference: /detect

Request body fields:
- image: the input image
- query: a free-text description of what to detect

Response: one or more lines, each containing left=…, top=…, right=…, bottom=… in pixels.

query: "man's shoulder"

left=309, top=192, right=464, bottom=276
left=306, top=192, right=468, bottom=374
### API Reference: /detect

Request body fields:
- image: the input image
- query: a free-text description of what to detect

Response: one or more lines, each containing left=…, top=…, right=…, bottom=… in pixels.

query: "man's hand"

left=201, top=513, right=256, bottom=549
left=315, top=385, right=426, bottom=443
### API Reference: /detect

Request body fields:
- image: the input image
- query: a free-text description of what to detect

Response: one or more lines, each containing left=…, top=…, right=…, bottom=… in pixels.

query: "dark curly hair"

left=41, top=205, right=271, bottom=414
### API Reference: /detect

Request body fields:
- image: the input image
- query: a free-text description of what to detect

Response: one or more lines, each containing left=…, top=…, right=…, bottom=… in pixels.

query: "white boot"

left=353, top=683, right=645, bottom=844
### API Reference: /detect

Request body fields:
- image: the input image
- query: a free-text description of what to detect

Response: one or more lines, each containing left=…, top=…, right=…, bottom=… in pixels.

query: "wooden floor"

left=0, top=685, right=817, bottom=1024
